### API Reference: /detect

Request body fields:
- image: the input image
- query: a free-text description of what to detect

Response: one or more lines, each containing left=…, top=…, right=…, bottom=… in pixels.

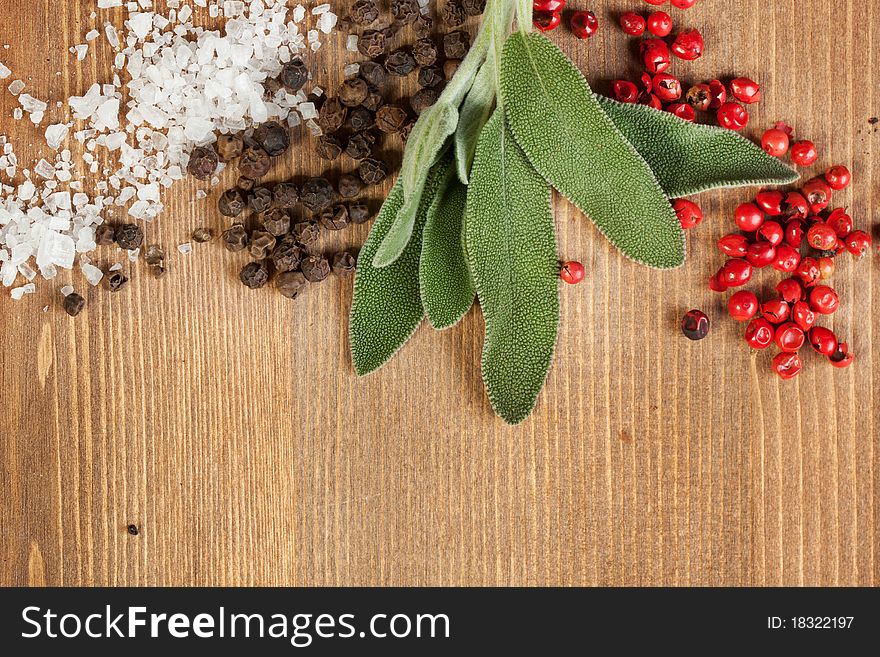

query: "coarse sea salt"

left=1, top=0, right=338, bottom=299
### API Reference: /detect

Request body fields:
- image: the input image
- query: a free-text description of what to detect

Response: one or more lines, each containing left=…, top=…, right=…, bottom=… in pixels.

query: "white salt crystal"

left=306, top=118, right=322, bottom=136
left=108, top=263, right=123, bottom=272
left=298, top=101, right=317, bottom=119
left=343, top=63, right=359, bottom=78
left=60, top=285, right=74, bottom=297
left=34, top=159, right=56, bottom=179
left=177, top=242, right=192, bottom=254
left=195, top=189, right=207, bottom=199
left=10, top=283, right=35, bottom=300
left=293, top=4, right=306, bottom=22
left=74, top=44, right=89, bottom=61
left=127, top=248, right=140, bottom=262
left=81, top=262, right=104, bottom=286
left=0, top=62, right=10, bottom=79
left=98, top=0, right=123, bottom=7
left=45, top=123, right=69, bottom=150
left=8, top=79, right=24, bottom=95
left=346, top=35, right=359, bottom=52
left=86, top=29, right=100, bottom=41
left=12, top=108, right=23, bottom=120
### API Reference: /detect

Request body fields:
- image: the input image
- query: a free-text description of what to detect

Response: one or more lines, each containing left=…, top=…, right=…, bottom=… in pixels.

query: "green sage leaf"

left=454, top=52, right=497, bottom=184
left=350, top=159, right=450, bottom=375
left=465, top=109, right=559, bottom=425
left=373, top=106, right=459, bottom=268
left=500, top=31, right=685, bottom=269
left=420, top=163, right=475, bottom=329
left=597, top=96, right=800, bottom=197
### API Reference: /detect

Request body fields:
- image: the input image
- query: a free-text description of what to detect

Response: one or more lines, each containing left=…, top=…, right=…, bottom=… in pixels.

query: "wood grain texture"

left=0, top=0, right=877, bottom=587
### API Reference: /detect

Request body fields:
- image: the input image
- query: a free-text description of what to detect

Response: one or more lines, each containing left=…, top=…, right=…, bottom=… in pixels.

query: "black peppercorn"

left=222, top=223, right=249, bottom=252
left=414, top=13, right=433, bottom=36
left=348, top=203, right=372, bottom=225
left=316, top=134, right=343, bottom=160
left=413, top=38, right=438, bottom=67
left=95, top=223, right=116, bottom=246
left=261, top=208, right=290, bottom=237
left=301, top=255, right=331, bottom=283
left=273, top=182, right=299, bottom=208
left=391, top=0, right=419, bottom=24
left=375, top=105, right=408, bottom=133
left=385, top=49, right=417, bottom=76
left=359, top=158, right=389, bottom=185
left=115, top=223, right=144, bottom=251
left=400, top=120, right=416, bottom=142
left=292, top=221, right=321, bottom=246
left=106, top=271, right=129, bottom=292
left=248, top=186, right=273, bottom=214
left=277, top=271, right=308, bottom=299
left=358, top=30, right=387, bottom=58
left=349, top=0, right=379, bottom=26
left=443, top=59, right=462, bottom=80
left=443, top=1, right=466, bottom=27
left=338, top=174, right=363, bottom=199
left=332, top=251, right=357, bottom=275
left=127, top=524, right=139, bottom=536
left=359, top=61, right=387, bottom=88
left=238, top=176, right=256, bottom=192
left=217, top=134, right=244, bottom=161
left=63, top=292, right=85, bottom=317
left=462, top=0, right=486, bottom=16
left=238, top=146, right=272, bottom=179
left=144, top=244, right=165, bottom=266
left=249, top=231, right=276, bottom=260
left=240, top=261, right=269, bottom=289
left=253, top=121, right=290, bottom=157
left=319, top=204, right=350, bottom=230
left=360, top=89, right=385, bottom=112
left=410, top=87, right=439, bottom=115
left=186, top=146, right=219, bottom=180
left=271, top=236, right=303, bottom=273
left=218, top=188, right=246, bottom=217
left=418, top=65, right=445, bottom=88
left=280, top=57, right=309, bottom=92
left=444, top=31, right=470, bottom=59
left=192, top=227, right=213, bottom=243
left=345, top=131, right=376, bottom=160
left=317, top=97, right=347, bottom=134
left=300, top=177, right=335, bottom=213
left=338, top=77, right=369, bottom=107
left=348, top=107, right=375, bottom=132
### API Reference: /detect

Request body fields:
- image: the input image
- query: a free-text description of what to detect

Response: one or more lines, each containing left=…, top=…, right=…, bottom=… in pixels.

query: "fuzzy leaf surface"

left=454, top=53, right=497, bottom=185
left=500, top=32, right=684, bottom=269
left=466, top=110, right=559, bottom=425
left=597, top=97, right=800, bottom=197
left=420, top=164, right=475, bottom=329
left=351, top=162, right=450, bottom=375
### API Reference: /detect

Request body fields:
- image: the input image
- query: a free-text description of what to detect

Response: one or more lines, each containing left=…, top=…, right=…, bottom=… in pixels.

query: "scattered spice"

left=186, top=146, right=219, bottom=180
left=144, top=245, right=165, bottom=266
left=217, top=134, right=244, bottom=162
left=271, top=237, right=303, bottom=273
left=385, top=49, right=417, bottom=77
left=261, top=208, right=291, bottom=237
left=218, top=189, right=246, bottom=217
left=277, top=271, right=308, bottom=299
left=375, top=105, right=408, bottom=133
left=192, top=227, right=213, bottom=243
left=300, top=177, right=335, bottom=213
left=63, top=292, right=85, bottom=317
left=681, top=309, right=710, bottom=340
left=301, top=255, right=331, bottom=283
left=279, top=57, right=309, bottom=93
left=222, top=223, right=249, bottom=252
left=239, top=262, right=269, bottom=289
left=292, top=221, right=321, bottom=246
left=338, top=174, right=363, bottom=199
left=332, top=251, right=357, bottom=275
left=273, top=182, right=299, bottom=208
left=115, top=224, right=144, bottom=251
left=248, top=186, right=274, bottom=213
left=238, top=146, right=272, bottom=179
left=252, top=121, right=290, bottom=157
left=95, top=224, right=116, bottom=246
left=106, top=271, right=129, bottom=292
left=358, top=158, right=389, bottom=185
left=345, top=132, right=376, bottom=159
left=316, top=134, right=344, bottom=160
left=127, top=524, right=139, bottom=536
left=338, top=77, right=369, bottom=107
left=249, top=231, right=276, bottom=260
left=348, top=203, right=372, bottom=225
left=319, top=204, right=350, bottom=230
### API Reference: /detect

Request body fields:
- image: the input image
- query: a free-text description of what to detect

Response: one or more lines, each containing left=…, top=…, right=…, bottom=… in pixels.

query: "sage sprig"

left=350, top=4, right=799, bottom=424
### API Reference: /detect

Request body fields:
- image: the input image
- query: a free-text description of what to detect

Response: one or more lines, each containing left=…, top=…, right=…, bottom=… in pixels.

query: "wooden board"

left=0, top=0, right=877, bottom=587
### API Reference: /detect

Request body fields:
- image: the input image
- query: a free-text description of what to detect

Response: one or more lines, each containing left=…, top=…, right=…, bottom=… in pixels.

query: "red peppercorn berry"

left=610, top=80, right=640, bottom=103
left=809, top=285, right=839, bottom=314
left=681, top=309, right=710, bottom=341
left=734, top=202, right=764, bottom=231
left=772, top=244, right=801, bottom=273
left=671, top=0, right=697, bottom=8
left=826, top=208, right=853, bottom=238
left=720, top=258, right=753, bottom=287
left=808, top=326, right=838, bottom=357
left=533, top=10, right=562, bottom=31
left=746, top=240, right=776, bottom=268
left=745, top=317, right=775, bottom=350
left=708, top=272, right=728, bottom=293
left=685, top=83, right=711, bottom=111
left=647, top=11, right=673, bottom=37
left=619, top=11, right=646, bottom=36
left=844, top=230, right=872, bottom=257
left=672, top=198, right=703, bottom=229
left=828, top=342, right=854, bottom=368
left=652, top=73, right=682, bottom=102
left=776, top=278, right=803, bottom=304
left=570, top=11, right=599, bottom=39
left=755, top=190, right=784, bottom=216
left=666, top=103, right=695, bottom=121
left=640, top=39, right=671, bottom=73
left=708, top=80, right=726, bottom=109
left=761, top=128, right=790, bottom=157
left=817, top=256, right=834, bottom=280
left=775, top=322, right=805, bottom=352
left=806, top=222, right=837, bottom=251
left=802, top=178, right=832, bottom=214
left=534, top=0, right=566, bottom=11
left=782, top=192, right=810, bottom=220
left=792, top=301, right=816, bottom=331
left=785, top=219, right=804, bottom=248
left=730, top=77, right=761, bottom=104
left=559, top=260, right=585, bottom=284
left=824, top=165, right=851, bottom=191
left=643, top=0, right=667, bottom=5
left=717, top=102, right=748, bottom=130
left=772, top=351, right=803, bottom=380
left=795, top=257, right=821, bottom=287
left=671, top=29, right=704, bottom=60
left=761, top=298, right=790, bottom=324
left=718, top=233, right=750, bottom=258
left=757, top=220, right=784, bottom=246
left=790, top=140, right=818, bottom=167
left=641, top=93, right=663, bottom=110
left=728, top=290, right=760, bottom=322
